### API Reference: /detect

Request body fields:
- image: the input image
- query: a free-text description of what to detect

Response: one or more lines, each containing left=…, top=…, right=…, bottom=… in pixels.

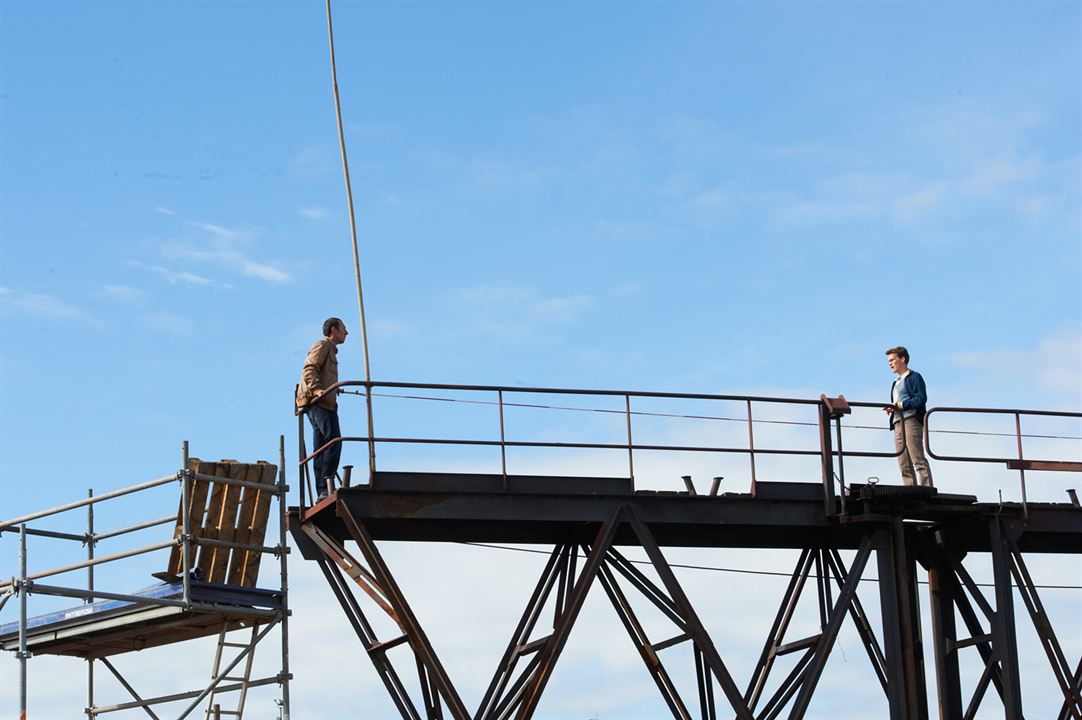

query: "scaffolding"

left=0, top=439, right=292, bottom=720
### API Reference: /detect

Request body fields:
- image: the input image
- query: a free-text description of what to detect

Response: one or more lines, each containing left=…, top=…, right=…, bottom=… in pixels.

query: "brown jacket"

left=296, top=337, right=338, bottom=412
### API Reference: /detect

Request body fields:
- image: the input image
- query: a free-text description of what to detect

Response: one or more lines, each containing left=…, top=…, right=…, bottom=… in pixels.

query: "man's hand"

left=883, top=405, right=896, bottom=414
left=313, top=388, right=325, bottom=399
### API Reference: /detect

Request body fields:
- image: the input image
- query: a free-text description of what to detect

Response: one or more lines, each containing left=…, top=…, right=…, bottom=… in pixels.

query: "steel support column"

left=875, top=519, right=929, bottom=720
left=925, top=535, right=963, bottom=720
left=989, top=517, right=1024, bottom=719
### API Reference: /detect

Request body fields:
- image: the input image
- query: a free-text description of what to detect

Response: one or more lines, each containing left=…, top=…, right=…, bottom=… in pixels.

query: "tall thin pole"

left=325, top=0, right=376, bottom=480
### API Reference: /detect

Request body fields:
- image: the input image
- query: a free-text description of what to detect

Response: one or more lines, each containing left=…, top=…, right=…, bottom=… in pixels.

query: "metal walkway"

left=291, top=380, right=1082, bottom=720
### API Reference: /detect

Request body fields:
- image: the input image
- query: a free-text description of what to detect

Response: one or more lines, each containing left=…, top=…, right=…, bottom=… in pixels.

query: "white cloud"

left=453, top=286, right=596, bottom=342
left=162, top=244, right=289, bottom=283
left=154, top=206, right=177, bottom=216
left=128, top=260, right=221, bottom=287
left=185, top=220, right=241, bottom=240
left=949, top=328, right=1082, bottom=405
left=0, top=286, right=90, bottom=320
left=892, top=182, right=949, bottom=222
left=145, top=216, right=291, bottom=284
left=102, top=284, right=146, bottom=302
left=685, top=184, right=741, bottom=226
left=297, top=205, right=329, bottom=221
left=289, top=145, right=334, bottom=176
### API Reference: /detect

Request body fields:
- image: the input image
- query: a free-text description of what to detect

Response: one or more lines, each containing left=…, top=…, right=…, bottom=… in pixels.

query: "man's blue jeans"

left=307, top=405, right=341, bottom=496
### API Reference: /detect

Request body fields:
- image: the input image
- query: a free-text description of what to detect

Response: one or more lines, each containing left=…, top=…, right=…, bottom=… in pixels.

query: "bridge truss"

left=291, top=381, right=1082, bottom=719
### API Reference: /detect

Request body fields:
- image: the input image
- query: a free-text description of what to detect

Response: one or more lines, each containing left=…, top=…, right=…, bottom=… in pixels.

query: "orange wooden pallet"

left=158, top=459, right=278, bottom=587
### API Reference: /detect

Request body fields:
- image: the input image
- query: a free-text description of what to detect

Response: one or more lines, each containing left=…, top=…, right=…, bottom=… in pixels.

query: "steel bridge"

left=290, top=380, right=1082, bottom=720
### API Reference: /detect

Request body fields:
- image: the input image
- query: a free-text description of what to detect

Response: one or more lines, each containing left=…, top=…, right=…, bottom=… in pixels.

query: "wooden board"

left=205, top=461, right=245, bottom=583
left=196, top=461, right=228, bottom=578
left=162, top=459, right=213, bottom=580
left=225, top=463, right=262, bottom=585
left=232, top=463, right=279, bottom=588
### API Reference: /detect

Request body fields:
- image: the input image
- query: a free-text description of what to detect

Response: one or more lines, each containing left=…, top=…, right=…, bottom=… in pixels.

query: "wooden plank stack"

left=160, top=458, right=278, bottom=587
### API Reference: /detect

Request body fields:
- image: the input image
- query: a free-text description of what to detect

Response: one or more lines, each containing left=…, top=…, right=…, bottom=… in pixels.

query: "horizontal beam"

left=290, top=478, right=1082, bottom=554
left=1006, top=459, right=1082, bottom=473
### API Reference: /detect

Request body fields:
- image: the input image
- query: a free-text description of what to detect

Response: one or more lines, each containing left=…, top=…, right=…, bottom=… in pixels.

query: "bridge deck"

left=290, top=471, right=1082, bottom=555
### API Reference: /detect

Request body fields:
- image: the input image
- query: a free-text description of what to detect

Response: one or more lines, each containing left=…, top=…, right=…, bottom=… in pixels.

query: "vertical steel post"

left=745, top=400, right=757, bottom=495
left=19, top=523, right=28, bottom=720
left=833, top=417, right=847, bottom=515
left=277, top=436, right=292, bottom=720
left=817, top=401, right=836, bottom=515
left=181, top=440, right=192, bottom=607
left=498, top=390, right=508, bottom=491
left=86, top=488, right=95, bottom=599
left=365, top=383, right=377, bottom=483
left=927, top=545, right=963, bottom=720
left=1014, top=413, right=1028, bottom=518
left=990, top=517, right=1024, bottom=719
left=875, top=523, right=912, bottom=720
left=625, top=394, right=635, bottom=490
left=86, top=488, right=95, bottom=719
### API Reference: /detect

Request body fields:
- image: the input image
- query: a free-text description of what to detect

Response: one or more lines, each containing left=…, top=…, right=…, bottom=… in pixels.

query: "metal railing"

left=295, top=381, right=922, bottom=511
left=0, top=439, right=293, bottom=720
left=297, top=381, right=1082, bottom=514
left=926, top=406, right=1082, bottom=517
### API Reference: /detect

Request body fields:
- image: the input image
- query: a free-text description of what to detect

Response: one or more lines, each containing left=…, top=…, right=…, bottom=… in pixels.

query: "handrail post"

left=498, top=390, right=508, bottom=491
left=297, top=413, right=308, bottom=511
left=625, top=394, right=635, bottom=490
left=746, top=400, right=757, bottom=495
left=834, top=416, right=847, bottom=516
left=365, top=381, right=376, bottom=484
left=86, top=487, right=95, bottom=719
left=1014, top=413, right=1028, bottom=519
left=86, top=488, right=95, bottom=600
left=18, top=523, right=29, bottom=720
left=180, top=440, right=192, bottom=608
left=818, top=400, right=836, bottom=516
left=277, top=435, right=292, bottom=720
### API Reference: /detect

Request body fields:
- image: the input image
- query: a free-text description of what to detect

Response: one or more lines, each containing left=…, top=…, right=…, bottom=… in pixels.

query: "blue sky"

left=1, top=1, right=1080, bottom=718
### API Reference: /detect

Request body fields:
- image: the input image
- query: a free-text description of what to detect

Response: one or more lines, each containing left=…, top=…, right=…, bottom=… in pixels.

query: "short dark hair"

left=886, top=346, right=909, bottom=363
left=323, top=317, right=343, bottom=337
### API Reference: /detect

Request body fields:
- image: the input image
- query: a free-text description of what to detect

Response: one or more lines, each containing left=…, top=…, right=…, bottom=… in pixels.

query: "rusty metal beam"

left=623, top=511, right=753, bottom=720
left=338, top=504, right=470, bottom=720
left=788, top=535, right=874, bottom=719
left=515, top=510, right=622, bottom=718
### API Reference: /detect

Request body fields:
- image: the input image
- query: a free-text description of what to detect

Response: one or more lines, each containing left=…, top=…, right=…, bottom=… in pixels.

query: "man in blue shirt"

left=884, top=346, right=933, bottom=487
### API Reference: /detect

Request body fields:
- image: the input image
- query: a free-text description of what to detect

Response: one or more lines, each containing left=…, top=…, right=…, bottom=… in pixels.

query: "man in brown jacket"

left=297, top=317, right=348, bottom=500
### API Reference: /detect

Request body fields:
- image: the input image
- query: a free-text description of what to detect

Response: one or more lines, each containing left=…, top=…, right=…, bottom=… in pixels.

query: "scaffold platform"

left=0, top=580, right=282, bottom=658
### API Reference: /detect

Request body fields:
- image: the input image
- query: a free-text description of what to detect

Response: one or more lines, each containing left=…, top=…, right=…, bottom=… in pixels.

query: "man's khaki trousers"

left=894, top=418, right=933, bottom=487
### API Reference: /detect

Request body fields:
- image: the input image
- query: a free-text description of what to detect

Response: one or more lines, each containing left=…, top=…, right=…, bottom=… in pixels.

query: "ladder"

left=204, top=623, right=258, bottom=720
